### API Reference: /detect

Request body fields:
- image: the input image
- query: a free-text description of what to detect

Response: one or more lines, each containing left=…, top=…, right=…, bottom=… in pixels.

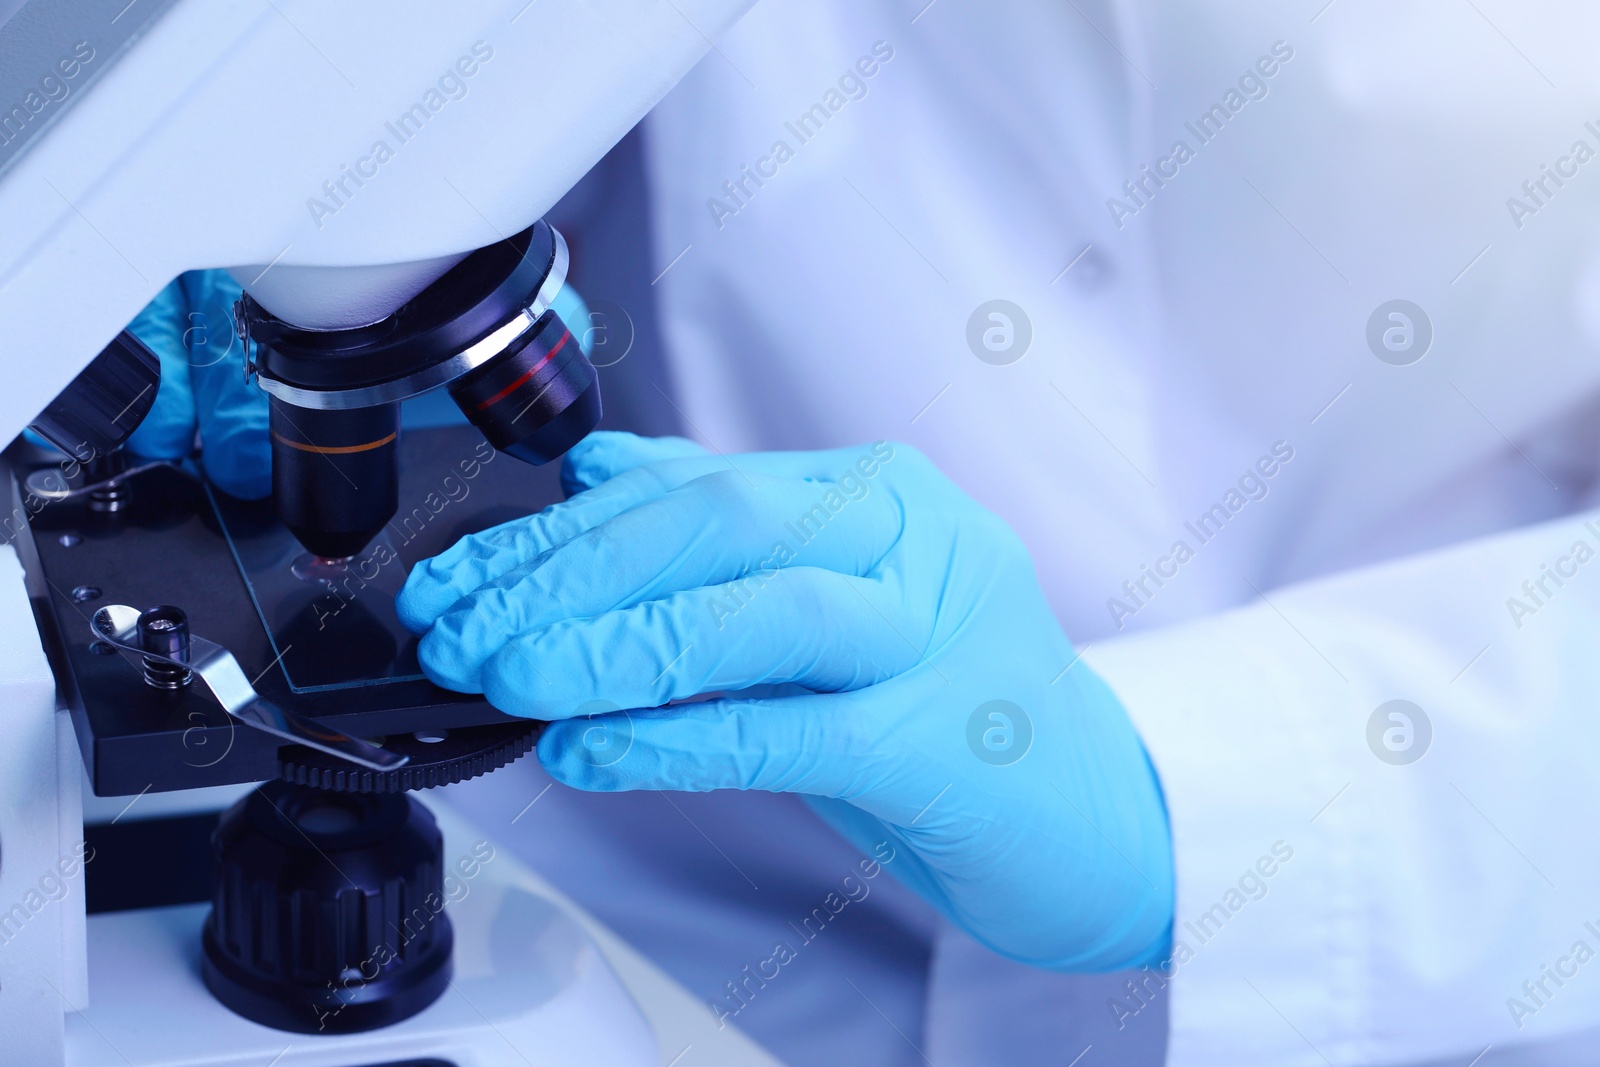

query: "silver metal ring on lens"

left=254, top=230, right=570, bottom=411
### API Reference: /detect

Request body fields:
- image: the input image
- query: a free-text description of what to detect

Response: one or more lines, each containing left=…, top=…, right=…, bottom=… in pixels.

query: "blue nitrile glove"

left=125, top=270, right=270, bottom=499
left=396, top=432, right=1174, bottom=971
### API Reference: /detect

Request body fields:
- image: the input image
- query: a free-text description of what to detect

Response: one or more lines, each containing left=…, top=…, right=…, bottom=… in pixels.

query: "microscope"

left=0, top=1, right=772, bottom=1064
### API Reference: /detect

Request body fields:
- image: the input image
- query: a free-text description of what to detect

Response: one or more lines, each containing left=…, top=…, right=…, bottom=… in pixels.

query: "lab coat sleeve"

left=1083, top=507, right=1600, bottom=1066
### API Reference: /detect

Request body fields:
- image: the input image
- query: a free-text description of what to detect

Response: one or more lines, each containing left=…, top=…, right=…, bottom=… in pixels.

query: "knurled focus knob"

left=201, top=780, right=453, bottom=1034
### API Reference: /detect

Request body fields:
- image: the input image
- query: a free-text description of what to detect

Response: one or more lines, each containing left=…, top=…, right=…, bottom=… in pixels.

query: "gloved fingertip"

left=481, top=645, right=566, bottom=720
left=536, top=723, right=629, bottom=792
left=395, top=555, right=475, bottom=634
left=559, top=432, right=707, bottom=496
left=393, top=578, right=436, bottom=635
left=415, top=628, right=483, bottom=695
left=558, top=466, right=592, bottom=500
left=559, top=431, right=644, bottom=495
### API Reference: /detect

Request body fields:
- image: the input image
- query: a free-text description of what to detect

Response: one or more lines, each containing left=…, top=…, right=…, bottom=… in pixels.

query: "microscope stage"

left=22, top=426, right=565, bottom=796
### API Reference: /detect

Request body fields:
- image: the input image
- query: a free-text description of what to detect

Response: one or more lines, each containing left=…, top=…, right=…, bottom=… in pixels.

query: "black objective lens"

left=448, top=310, right=601, bottom=466
left=269, top=400, right=399, bottom=559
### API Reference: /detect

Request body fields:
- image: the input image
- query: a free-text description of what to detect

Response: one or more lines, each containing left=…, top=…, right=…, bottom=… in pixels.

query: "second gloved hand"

left=397, top=432, right=1174, bottom=971
left=125, top=271, right=269, bottom=499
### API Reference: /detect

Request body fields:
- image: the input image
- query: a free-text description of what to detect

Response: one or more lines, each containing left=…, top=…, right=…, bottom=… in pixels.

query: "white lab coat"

left=618, top=0, right=1600, bottom=1063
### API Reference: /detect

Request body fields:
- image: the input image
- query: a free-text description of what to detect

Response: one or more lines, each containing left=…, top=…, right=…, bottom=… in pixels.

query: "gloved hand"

left=397, top=432, right=1174, bottom=971
left=124, top=270, right=270, bottom=499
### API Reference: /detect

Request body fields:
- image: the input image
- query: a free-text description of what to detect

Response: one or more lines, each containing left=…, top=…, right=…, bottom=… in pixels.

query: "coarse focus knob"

left=201, top=780, right=453, bottom=1034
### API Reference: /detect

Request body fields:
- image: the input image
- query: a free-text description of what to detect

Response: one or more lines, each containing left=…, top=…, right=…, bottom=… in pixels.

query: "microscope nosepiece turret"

left=237, top=221, right=599, bottom=560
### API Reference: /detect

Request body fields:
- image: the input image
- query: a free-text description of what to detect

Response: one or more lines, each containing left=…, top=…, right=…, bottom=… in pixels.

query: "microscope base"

left=65, top=798, right=655, bottom=1067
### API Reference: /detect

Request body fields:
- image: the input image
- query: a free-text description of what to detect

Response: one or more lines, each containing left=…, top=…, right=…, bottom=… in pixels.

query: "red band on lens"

left=474, top=329, right=572, bottom=411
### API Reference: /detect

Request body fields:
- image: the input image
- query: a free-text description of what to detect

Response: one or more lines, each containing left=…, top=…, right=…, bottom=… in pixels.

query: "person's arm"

left=1087, top=506, right=1600, bottom=1064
